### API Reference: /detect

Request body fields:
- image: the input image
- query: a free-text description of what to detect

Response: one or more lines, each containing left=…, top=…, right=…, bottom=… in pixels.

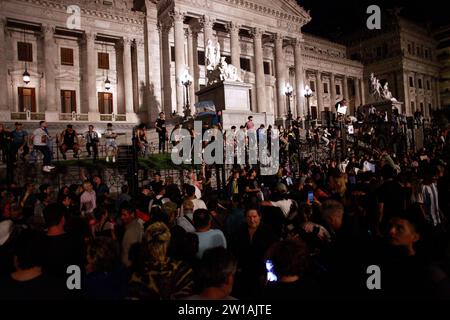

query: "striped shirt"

left=422, top=183, right=442, bottom=226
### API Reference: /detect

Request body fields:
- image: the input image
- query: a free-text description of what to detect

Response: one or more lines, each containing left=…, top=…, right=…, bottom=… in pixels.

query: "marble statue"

left=205, top=39, right=242, bottom=85
left=370, top=73, right=397, bottom=102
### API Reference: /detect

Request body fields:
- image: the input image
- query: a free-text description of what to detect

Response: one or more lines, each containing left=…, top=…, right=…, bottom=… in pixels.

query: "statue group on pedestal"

left=369, top=72, right=398, bottom=102
left=205, top=39, right=242, bottom=85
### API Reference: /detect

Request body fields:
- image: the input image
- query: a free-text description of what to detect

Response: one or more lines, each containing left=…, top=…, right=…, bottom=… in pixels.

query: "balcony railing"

left=100, top=114, right=126, bottom=122
left=59, top=113, right=89, bottom=121
left=11, top=111, right=45, bottom=121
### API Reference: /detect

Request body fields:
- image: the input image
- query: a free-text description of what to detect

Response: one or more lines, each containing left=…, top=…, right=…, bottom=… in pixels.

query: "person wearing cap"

left=59, top=124, right=80, bottom=160
left=10, top=122, right=29, bottom=164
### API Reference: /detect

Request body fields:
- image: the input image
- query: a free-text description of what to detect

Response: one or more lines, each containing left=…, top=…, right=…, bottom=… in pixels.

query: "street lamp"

left=181, top=70, right=193, bottom=119
left=284, top=83, right=294, bottom=126
left=104, top=75, right=111, bottom=90
left=22, top=66, right=30, bottom=84
left=304, top=85, right=313, bottom=129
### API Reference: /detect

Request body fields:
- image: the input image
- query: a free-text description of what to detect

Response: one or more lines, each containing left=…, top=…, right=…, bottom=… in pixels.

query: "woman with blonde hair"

left=127, top=222, right=194, bottom=300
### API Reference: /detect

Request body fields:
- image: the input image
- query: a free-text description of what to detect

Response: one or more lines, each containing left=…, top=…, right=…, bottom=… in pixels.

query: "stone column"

left=191, top=26, right=200, bottom=95
left=159, top=21, right=173, bottom=115
left=354, top=77, right=361, bottom=107
left=343, top=75, right=349, bottom=101
left=42, top=24, right=57, bottom=119
left=403, top=72, right=410, bottom=115
left=186, top=28, right=196, bottom=107
left=330, top=73, right=336, bottom=110
left=122, top=37, right=135, bottom=117
left=274, top=33, right=286, bottom=118
left=200, top=15, right=215, bottom=48
left=251, top=28, right=266, bottom=113
left=84, top=31, right=98, bottom=121
left=172, top=10, right=186, bottom=115
left=136, top=38, right=147, bottom=111
left=414, top=72, right=420, bottom=113
left=360, top=78, right=366, bottom=105
left=294, top=39, right=305, bottom=117
left=436, top=77, right=441, bottom=109
left=227, top=22, right=241, bottom=69
left=315, top=70, right=323, bottom=115
left=0, top=19, right=8, bottom=113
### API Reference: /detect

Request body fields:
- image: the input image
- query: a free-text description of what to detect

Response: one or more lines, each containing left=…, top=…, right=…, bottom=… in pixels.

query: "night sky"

left=299, top=0, right=448, bottom=41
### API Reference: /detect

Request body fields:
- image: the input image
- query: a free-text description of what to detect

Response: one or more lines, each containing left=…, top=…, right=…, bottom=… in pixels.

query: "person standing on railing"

left=31, top=121, right=55, bottom=173
left=155, top=112, right=167, bottom=153
left=84, top=125, right=99, bottom=162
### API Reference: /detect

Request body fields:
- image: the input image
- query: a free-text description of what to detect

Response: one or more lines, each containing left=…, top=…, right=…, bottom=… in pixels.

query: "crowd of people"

left=1, top=103, right=450, bottom=300
left=0, top=121, right=121, bottom=173
left=1, top=110, right=450, bottom=300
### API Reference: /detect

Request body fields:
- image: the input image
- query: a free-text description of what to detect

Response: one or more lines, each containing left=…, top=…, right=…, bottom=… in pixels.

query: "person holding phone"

left=263, top=239, right=317, bottom=299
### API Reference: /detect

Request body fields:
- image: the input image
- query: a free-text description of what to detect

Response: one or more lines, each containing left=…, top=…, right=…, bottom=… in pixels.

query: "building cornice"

left=12, top=0, right=145, bottom=25
left=222, top=0, right=311, bottom=27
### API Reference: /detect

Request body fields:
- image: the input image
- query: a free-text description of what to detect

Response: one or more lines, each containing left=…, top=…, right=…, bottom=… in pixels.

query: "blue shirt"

left=12, top=130, right=28, bottom=145
left=195, top=229, right=227, bottom=259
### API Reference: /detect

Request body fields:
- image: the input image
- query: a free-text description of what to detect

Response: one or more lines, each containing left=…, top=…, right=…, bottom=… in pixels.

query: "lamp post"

left=284, top=83, right=293, bottom=127
left=181, top=70, right=193, bottom=120
left=304, top=85, right=313, bottom=130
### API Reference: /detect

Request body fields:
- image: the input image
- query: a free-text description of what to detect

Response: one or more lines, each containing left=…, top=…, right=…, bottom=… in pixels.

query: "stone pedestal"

left=196, top=80, right=251, bottom=112
left=196, top=80, right=273, bottom=129
left=360, top=99, right=404, bottom=118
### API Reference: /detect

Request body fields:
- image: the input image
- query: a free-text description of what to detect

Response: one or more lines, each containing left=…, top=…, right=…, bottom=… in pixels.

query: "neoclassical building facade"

left=347, top=16, right=441, bottom=118
left=0, top=0, right=392, bottom=129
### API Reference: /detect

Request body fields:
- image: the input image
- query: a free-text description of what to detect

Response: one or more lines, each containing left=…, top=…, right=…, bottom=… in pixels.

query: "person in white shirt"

left=179, top=184, right=207, bottom=217
left=177, top=200, right=196, bottom=233
left=32, top=121, right=55, bottom=172
left=104, top=123, right=118, bottom=163
left=260, top=183, right=296, bottom=218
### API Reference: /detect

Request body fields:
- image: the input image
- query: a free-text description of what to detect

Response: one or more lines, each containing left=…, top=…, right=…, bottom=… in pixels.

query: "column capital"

left=292, top=37, right=304, bottom=48
left=250, top=27, right=264, bottom=39
left=83, top=31, right=96, bottom=42
left=225, top=21, right=241, bottom=34
left=199, top=15, right=215, bottom=29
left=41, top=24, right=55, bottom=38
left=135, top=38, right=145, bottom=47
left=157, top=20, right=173, bottom=34
left=121, top=36, right=134, bottom=46
left=272, top=33, right=287, bottom=46
left=170, top=10, right=185, bottom=23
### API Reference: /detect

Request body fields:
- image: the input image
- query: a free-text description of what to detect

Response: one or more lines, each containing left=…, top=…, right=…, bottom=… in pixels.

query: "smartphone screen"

left=266, top=260, right=277, bottom=282
left=308, top=191, right=314, bottom=202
